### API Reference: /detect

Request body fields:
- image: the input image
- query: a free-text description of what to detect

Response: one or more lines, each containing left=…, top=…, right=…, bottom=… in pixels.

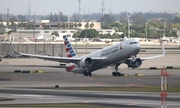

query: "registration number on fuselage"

left=101, top=46, right=118, bottom=57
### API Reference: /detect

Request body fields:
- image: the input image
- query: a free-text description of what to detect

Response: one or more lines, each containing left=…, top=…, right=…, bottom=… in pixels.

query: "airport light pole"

left=85, top=21, right=89, bottom=54
left=20, top=29, right=21, bottom=44
left=75, top=23, right=78, bottom=53
left=68, top=15, right=70, bottom=30
left=164, top=22, right=166, bottom=37
left=58, top=11, right=61, bottom=30
left=123, top=24, right=126, bottom=38
left=33, top=12, right=36, bottom=42
left=145, top=22, right=148, bottom=42
left=128, top=15, right=130, bottom=39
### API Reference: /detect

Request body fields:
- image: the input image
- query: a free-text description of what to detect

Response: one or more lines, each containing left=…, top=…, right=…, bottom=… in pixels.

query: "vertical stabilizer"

left=63, top=35, right=77, bottom=58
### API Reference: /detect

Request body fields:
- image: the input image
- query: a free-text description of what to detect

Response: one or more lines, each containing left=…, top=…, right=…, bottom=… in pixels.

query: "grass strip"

left=49, top=86, right=180, bottom=93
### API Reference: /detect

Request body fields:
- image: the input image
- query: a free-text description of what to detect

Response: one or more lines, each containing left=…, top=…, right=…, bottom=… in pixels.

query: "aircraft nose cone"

left=134, top=44, right=141, bottom=54
left=137, top=44, right=141, bottom=52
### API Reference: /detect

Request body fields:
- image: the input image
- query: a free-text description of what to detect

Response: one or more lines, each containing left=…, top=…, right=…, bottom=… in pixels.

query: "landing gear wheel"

left=84, top=72, right=88, bottom=76
left=112, top=72, right=116, bottom=76
left=112, top=63, right=122, bottom=77
left=88, top=72, right=92, bottom=77
left=83, top=71, right=92, bottom=77
left=117, top=72, right=121, bottom=76
left=112, top=72, right=121, bottom=77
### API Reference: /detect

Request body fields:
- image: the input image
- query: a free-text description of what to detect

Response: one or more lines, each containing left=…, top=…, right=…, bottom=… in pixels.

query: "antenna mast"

left=100, top=0, right=105, bottom=15
left=78, top=0, right=81, bottom=22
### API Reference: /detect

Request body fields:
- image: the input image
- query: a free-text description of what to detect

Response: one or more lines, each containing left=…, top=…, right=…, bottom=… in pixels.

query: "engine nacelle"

left=79, top=57, right=93, bottom=68
left=127, top=58, right=142, bottom=69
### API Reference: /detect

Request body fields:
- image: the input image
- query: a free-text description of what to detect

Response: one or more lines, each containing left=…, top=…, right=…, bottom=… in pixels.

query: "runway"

left=0, top=88, right=180, bottom=108
left=0, top=55, right=180, bottom=107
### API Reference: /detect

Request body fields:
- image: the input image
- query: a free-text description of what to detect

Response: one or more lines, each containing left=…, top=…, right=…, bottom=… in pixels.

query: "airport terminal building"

left=0, top=20, right=117, bottom=41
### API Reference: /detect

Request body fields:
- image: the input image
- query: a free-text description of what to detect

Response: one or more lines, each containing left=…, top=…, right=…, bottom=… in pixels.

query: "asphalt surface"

left=0, top=89, right=180, bottom=108
left=0, top=53, right=180, bottom=108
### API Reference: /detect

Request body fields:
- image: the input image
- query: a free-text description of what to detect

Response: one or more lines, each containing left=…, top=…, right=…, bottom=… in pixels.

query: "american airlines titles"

left=101, top=46, right=118, bottom=57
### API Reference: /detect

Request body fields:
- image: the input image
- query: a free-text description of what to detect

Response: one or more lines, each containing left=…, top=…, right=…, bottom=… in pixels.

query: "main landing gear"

left=83, top=71, right=92, bottom=76
left=83, top=68, right=92, bottom=77
left=112, top=64, right=123, bottom=77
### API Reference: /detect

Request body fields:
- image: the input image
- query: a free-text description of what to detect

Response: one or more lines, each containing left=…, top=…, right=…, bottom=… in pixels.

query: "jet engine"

left=126, top=58, right=142, bottom=69
left=79, top=57, right=93, bottom=68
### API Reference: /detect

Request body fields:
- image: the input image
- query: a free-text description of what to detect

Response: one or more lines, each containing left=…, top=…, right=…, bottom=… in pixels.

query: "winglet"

left=10, top=41, right=19, bottom=54
left=140, top=43, right=165, bottom=60
left=161, top=43, right=165, bottom=55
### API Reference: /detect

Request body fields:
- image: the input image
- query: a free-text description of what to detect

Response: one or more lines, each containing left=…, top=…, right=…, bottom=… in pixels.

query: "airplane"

left=53, top=33, right=74, bottom=42
left=161, top=36, right=170, bottom=42
left=36, top=33, right=44, bottom=40
left=10, top=35, right=165, bottom=77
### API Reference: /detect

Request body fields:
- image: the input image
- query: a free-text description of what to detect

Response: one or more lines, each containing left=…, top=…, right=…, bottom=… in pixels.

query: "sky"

left=0, top=0, right=179, bottom=15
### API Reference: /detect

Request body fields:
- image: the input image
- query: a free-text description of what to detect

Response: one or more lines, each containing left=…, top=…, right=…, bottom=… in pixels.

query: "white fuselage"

left=67, top=39, right=140, bottom=74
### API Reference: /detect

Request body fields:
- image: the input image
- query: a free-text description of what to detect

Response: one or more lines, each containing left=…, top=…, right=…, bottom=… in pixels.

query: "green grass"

left=50, top=86, right=180, bottom=93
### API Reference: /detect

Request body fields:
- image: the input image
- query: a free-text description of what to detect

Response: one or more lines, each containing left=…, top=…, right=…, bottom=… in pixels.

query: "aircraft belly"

left=107, top=51, right=130, bottom=64
left=71, top=67, right=86, bottom=74
left=89, top=51, right=131, bottom=72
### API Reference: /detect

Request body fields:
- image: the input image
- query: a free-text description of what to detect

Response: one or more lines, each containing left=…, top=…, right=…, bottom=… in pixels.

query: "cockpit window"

left=130, top=42, right=138, bottom=45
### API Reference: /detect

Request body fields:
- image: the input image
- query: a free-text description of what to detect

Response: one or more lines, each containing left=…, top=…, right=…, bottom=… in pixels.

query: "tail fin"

left=63, top=35, right=77, bottom=58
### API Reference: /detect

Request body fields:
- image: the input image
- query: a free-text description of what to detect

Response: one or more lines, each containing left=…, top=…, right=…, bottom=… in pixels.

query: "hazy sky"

left=0, top=0, right=179, bottom=15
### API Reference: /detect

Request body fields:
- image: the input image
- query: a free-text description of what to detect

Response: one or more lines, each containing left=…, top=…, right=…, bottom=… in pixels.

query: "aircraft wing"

left=11, top=42, right=106, bottom=64
left=140, top=43, right=165, bottom=61
left=18, top=53, right=107, bottom=64
left=10, top=42, right=81, bottom=63
left=19, top=53, right=81, bottom=63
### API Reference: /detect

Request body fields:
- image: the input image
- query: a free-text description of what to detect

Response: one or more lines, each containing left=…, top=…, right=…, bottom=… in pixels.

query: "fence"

left=0, top=42, right=66, bottom=57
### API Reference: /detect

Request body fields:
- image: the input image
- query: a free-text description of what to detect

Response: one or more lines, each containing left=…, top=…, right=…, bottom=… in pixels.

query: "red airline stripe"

left=66, top=65, right=75, bottom=72
left=67, top=54, right=72, bottom=57
left=64, top=41, right=67, bottom=45
left=66, top=48, right=69, bottom=52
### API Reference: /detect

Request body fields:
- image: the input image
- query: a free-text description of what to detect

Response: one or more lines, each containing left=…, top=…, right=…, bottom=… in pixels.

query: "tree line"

left=1, top=12, right=180, bottom=38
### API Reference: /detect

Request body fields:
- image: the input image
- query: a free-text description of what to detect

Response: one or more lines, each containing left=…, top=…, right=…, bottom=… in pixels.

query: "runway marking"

left=136, top=78, right=140, bottom=80
left=127, top=102, right=139, bottom=106
left=13, top=94, right=48, bottom=98
left=83, top=101, right=90, bottom=103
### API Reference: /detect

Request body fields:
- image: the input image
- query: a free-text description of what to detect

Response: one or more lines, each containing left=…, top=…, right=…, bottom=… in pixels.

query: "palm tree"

left=90, top=23, right=94, bottom=28
left=78, top=23, right=82, bottom=29
left=74, top=23, right=78, bottom=28
left=84, top=22, right=89, bottom=29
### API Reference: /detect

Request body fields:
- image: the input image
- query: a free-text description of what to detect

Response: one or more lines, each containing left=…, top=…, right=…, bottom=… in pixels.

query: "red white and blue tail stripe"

left=63, top=35, right=77, bottom=58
